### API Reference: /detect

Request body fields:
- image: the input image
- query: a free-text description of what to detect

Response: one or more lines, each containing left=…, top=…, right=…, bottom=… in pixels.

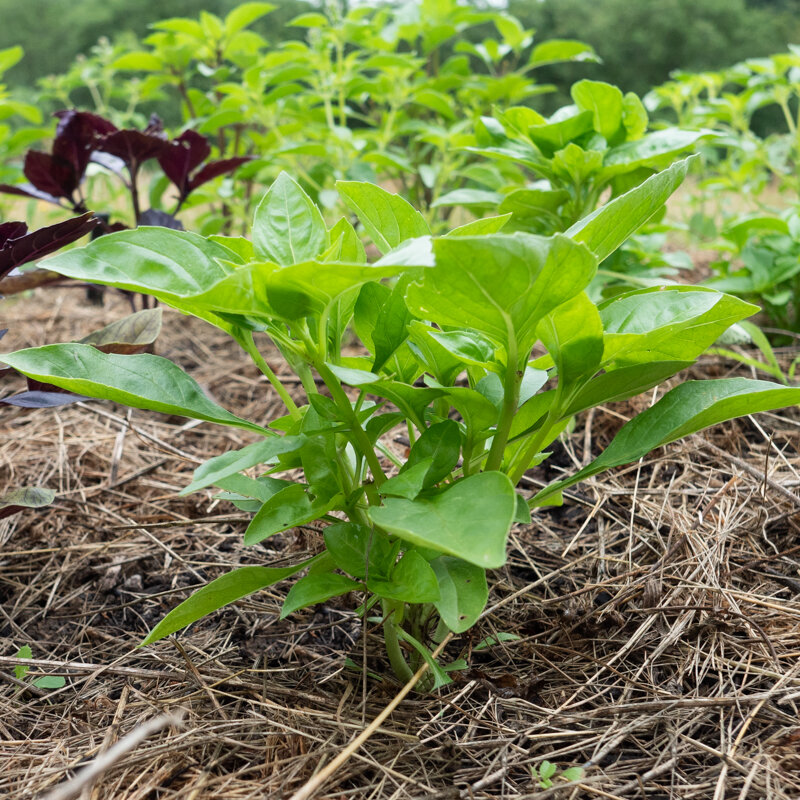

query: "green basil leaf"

left=253, top=171, right=328, bottom=265
left=181, top=436, right=305, bottom=495
left=1, top=344, right=266, bottom=435
left=567, top=158, right=692, bottom=261
left=368, top=550, right=440, bottom=603
left=244, top=483, right=341, bottom=544
left=431, top=556, right=488, bottom=633
left=533, top=378, right=800, bottom=505
left=406, top=233, right=597, bottom=361
left=141, top=557, right=321, bottom=644
left=281, top=572, right=360, bottom=618
left=369, top=472, right=516, bottom=569
left=337, top=180, right=431, bottom=254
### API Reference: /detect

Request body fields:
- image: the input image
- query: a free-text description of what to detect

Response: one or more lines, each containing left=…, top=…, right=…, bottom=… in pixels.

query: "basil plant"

left=5, top=160, right=800, bottom=687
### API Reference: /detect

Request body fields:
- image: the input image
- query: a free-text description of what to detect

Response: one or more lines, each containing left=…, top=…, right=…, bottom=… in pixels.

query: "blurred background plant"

left=2, top=0, right=800, bottom=344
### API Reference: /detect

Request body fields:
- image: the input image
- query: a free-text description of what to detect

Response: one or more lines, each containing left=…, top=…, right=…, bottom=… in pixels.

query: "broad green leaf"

left=288, top=12, right=328, bottom=26
left=244, top=483, right=340, bottom=544
left=353, top=282, right=390, bottom=354
left=438, top=384, right=500, bottom=432
left=79, top=308, right=162, bottom=354
left=445, top=214, right=512, bottom=236
left=189, top=260, right=407, bottom=323
left=299, top=433, right=340, bottom=500
left=529, top=39, right=598, bottom=67
left=400, top=419, right=461, bottom=487
left=327, top=365, right=446, bottom=430
left=209, top=235, right=253, bottom=263
left=327, top=217, right=366, bottom=263
left=324, top=522, right=395, bottom=579
left=267, top=261, right=409, bottom=321
left=33, top=676, right=66, bottom=689
left=224, top=2, right=274, bottom=35
left=0, top=45, right=24, bottom=73
left=381, top=462, right=431, bottom=502
left=407, top=321, right=465, bottom=385
left=42, top=228, right=234, bottom=298
left=571, top=80, right=624, bottom=142
left=622, top=92, right=648, bottom=139
left=1, top=345, right=266, bottom=435
left=366, top=411, right=405, bottom=443
left=567, top=158, right=692, bottom=262
left=281, top=572, right=360, bottom=618
left=112, top=52, right=164, bottom=71
left=527, top=110, right=594, bottom=155
left=432, top=189, right=502, bottom=209
left=600, top=287, right=757, bottom=365
left=564, top=361, right=693, bottom=416
left=369, top=472, right=516, bottom=568
left=602, top=130, right=710, bottom=175
left=405, top=233, right=597, bottom=360
left=337, top=181, right=431, bottom=254
left=0, top=487, right=55, bottom=519
left=371, top=276, right=415, bottom=372
left=41, top=228, right=238, bottom=331
left=427, top=329, right=496, bottom=367
left=431, top=557, right=488, bottom=633
left=514, top=493, right=532, bottom=523
left=181, top=436, right=305, bottom=495
left=253, top=172, right=328, bottom=265
left=215, top=474, right=293, bottom=503
left=499, top=188, right=569, bottom=221
left=368, top=550, right=440, bottom=603
left=141, top=558, right=320, bottom=644
left=375, top=235, right=434, bottom=267
left=533, top=379, right=800, bottom=505
left=552, top=144, right=604, bottom=186
left=538, top=292, right=603, bottom=389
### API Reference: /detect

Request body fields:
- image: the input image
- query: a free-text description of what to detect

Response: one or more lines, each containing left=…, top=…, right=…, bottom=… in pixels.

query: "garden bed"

left=2, top=290, right=800, bottom=799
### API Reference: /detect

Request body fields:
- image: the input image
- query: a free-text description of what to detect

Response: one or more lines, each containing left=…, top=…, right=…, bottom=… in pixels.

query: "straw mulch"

left=2, top=289, right=800, bottom=800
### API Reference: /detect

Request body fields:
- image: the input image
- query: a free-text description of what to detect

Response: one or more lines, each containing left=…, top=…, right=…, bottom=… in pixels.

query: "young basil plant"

left=5, top=160, right=800, bottom=687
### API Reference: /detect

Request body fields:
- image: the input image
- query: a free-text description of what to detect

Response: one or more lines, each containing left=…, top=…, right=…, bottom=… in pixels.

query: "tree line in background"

left=1, top=0, right=799, bottom=102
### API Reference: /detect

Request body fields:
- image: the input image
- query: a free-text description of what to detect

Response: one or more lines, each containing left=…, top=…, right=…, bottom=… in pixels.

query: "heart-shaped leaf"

left=369, top=472, right=516, bottom=568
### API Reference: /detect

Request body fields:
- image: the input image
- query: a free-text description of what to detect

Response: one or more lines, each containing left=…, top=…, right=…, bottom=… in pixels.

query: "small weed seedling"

left=532, top=760, right=584, bottom=789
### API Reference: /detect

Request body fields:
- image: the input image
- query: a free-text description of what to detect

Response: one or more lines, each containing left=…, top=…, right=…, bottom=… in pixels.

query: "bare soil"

left=2, top=288, right=800, bottom=799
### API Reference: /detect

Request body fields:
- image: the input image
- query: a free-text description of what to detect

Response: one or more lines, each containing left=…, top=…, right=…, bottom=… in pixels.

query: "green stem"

left=239, top=331, right=300, bottom=420
left=382, top=600, right=414, bottom=683
left=508, top=405, right=561, bottom=486
left=484, top=352, right=522, bottom=473
left=316, top=360, right=387, bottom=489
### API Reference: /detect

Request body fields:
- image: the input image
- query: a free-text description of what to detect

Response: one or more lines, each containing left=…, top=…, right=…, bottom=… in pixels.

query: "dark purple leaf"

left=23, top=150, right=76, bottom=198
left=52, top=110, right=118, bottom=185
left=1, top=390, right=87, bottom=408
left=0, top=329, right=7, bottom=340
left=96, top=115, right=167, bottom=173
left=158, top=130, right=211, bottom=195
left=187, top=156, right=252, bottom=193
left=0, top=222, right=27, bottom=247
left=138, top=208, right=184, bottom=230
left=0, top=212, right=97, bottom=278
left=0, top=182, right=64, bottom=206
